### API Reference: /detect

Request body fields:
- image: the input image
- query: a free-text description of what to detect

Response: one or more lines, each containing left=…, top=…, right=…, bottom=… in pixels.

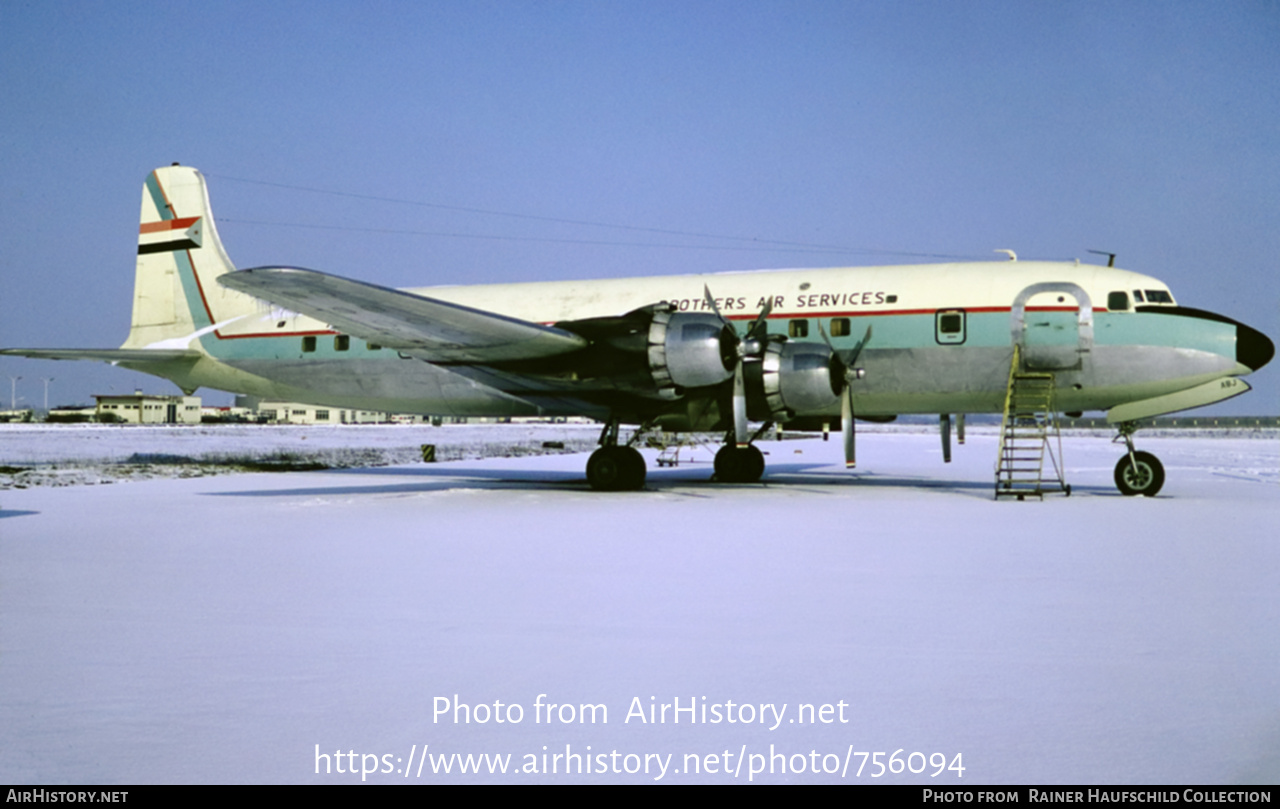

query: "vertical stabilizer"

left=122, top=165, right=257, bottom=349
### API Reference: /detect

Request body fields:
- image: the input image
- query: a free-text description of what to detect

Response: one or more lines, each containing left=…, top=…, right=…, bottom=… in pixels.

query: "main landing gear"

left=584, top=420, right=773, bottom=490
left=1113, top=421, right=1165, bottom=497
left=714, top=444, right=765, bottom=483
left=586, top=418, right=647, bottom=491
left=712, top=422, right=772, bottom=484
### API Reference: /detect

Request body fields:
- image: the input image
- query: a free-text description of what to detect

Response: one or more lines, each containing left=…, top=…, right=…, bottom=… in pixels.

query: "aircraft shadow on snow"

left=200, top=459, right=1119, bottom=500
left=0, top=509, right=41, bottom=519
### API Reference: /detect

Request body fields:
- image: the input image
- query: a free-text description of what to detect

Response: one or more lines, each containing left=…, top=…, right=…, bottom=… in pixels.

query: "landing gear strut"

left=1113, top=421, right=1165, bottom=497
left=586, top=418, right=646, bottom=491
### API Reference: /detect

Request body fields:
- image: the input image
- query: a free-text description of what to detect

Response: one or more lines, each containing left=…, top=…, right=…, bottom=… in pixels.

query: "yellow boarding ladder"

left=995, top=345, right=1070, bottom=500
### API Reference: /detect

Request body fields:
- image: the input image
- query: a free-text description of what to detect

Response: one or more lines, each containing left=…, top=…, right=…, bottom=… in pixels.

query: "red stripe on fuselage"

left=719, top=305, right=1103, bottom=320
left=535, top=305, right=1107, bottom=327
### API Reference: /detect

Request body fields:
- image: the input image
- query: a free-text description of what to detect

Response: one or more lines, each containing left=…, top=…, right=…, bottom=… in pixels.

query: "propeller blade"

left=818, top=321, right=872, bottom=368
left=847, top=323, right=873, bottom=366
left=746, top=297, right=772, bottom=342
left=706, top=284, right=777, bottom=448
left=818, top=319, right=869, bottom=469
left=842, top=384, right=856, bottom=468
left=816, top=317, right=836, bottom=351
left=733, top=360, right=749, bottom=447
left=703, top=284, right=728, bottom=325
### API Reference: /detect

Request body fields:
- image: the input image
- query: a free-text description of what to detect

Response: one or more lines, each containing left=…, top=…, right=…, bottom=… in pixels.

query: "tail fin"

left=122, top=165, right=259, bottom=349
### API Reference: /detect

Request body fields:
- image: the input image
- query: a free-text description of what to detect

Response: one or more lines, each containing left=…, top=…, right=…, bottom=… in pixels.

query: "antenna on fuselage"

left=995, top=249, right=1017, bottom=261
left=1087, top=250, right=1116, bottom=267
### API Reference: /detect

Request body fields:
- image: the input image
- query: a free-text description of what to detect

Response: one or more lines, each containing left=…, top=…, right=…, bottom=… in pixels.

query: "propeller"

left=819, top=321, right=873, bottom=468
left=703, top=285, right=771, bottom=446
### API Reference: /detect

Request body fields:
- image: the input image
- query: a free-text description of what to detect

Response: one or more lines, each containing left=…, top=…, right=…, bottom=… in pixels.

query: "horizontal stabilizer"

left=0, top=348, right=200, bottom=363
left=219, top=266, right=589, bottom=363
left=1106, top=377, right=1251, bottom=423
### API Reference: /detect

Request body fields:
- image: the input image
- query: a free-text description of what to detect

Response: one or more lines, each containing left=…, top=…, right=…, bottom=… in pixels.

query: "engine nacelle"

left=755, top=339, right=842, bottom=421
left=647, top=309, right=736, bottom=391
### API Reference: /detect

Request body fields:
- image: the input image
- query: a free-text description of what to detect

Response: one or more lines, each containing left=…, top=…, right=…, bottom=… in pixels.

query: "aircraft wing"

left=219, top=267, right=589, bottom=363
left=0, top=348, right=200, bottom=362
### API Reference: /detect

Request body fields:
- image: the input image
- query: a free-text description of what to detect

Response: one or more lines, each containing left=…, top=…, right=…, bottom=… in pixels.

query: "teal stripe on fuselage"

left=728, top=309, right=1234, bottom=357
left=204, top=335, right=398, bottom=361
left=196, top=307, right=1235, bottom=364
left=1095, top=311, right=1233, bottom=357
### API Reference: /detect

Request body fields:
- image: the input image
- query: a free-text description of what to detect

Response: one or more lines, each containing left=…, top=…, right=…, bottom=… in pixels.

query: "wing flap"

left=218, top=267, right=588, bottom=363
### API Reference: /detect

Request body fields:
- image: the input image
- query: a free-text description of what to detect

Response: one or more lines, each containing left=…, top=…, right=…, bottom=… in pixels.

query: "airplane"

left=2, top=165, right=1272, bottom=496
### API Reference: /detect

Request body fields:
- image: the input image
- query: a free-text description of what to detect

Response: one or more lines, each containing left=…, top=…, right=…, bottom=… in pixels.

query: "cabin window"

left=1144, top=289, right=1174, bottom=304
left=935, top=309, right=966, bottom=345
left=302, top=336, right=317, bottom=353
left=367, top=341, right=382, bottom=351
left=334, top=335, right=350, bottom=351
left=830, top=317, right=851, bottom=337
left=1107, top=291, right=1130, bottom=311
left=788, top=319, right=809, bottom=338
left=1132, top=290, right=1145, bottom=303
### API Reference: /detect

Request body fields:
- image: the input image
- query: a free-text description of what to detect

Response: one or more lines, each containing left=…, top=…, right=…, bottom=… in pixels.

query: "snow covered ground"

left=0, top=423, right=603, bottom=487
left=1, top=424, right=1277, bottom=784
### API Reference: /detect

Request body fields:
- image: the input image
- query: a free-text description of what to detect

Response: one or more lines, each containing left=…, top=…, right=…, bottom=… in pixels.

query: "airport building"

left=251, top=401, right=387, bottom=425
left=94, top=393, right=202, bottom=424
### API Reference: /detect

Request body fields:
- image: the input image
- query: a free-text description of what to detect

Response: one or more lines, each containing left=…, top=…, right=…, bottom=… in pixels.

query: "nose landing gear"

left=1113, top=421, right=1165, bottom=497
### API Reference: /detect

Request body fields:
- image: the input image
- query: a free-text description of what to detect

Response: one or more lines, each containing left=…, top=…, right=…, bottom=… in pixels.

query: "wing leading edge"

left=218, top=267, right=588, bottom=363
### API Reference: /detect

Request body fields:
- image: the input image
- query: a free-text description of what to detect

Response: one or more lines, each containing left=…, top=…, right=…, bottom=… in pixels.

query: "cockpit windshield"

left=1133, top=289, right=1175, bottom=305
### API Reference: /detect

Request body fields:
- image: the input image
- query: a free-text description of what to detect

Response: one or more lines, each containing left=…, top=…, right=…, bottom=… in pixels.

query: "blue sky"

left=2, top=1, right=1277, bottom=413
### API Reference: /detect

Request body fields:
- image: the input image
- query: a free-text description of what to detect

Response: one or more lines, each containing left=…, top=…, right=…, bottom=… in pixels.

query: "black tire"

left=713, top=445, right=740, bottom=482
left=742, top=444, right=765, bottom=482
left=586, top=447, right=646, bottom=491
left=587, top=447, right=624, bottom=491
left=714, top=445, right=765, bottom=483
left=620, top=446, right=647, bottom=490
left=1114, top=451, right=1164, bottom=497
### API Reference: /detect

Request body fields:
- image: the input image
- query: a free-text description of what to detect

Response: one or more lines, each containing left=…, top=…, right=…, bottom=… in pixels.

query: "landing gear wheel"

left=587, top=446, right=646, bottom=491
left=622, top=446, right=646, bottom=487
left=714, top=445, right=765, bottom=483
left=1114, top=451, right=1164, bottom=497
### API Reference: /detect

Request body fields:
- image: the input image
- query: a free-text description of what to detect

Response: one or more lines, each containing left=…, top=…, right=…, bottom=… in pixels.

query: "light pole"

left=8, top=376, right=20, bottom=411
left=41, top=377, right=54, bottom=413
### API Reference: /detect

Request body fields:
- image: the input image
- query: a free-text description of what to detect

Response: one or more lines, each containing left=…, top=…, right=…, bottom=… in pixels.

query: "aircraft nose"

left=1238, top=321, right=1274, bottom=372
